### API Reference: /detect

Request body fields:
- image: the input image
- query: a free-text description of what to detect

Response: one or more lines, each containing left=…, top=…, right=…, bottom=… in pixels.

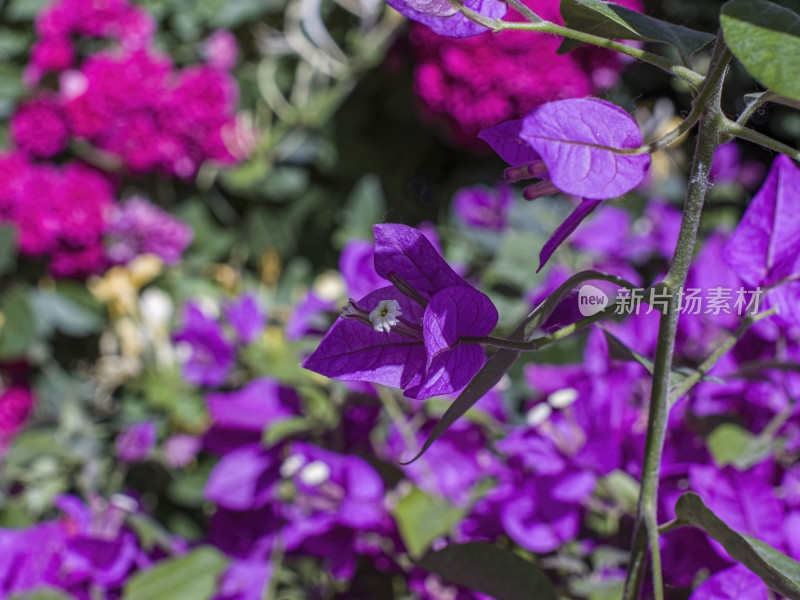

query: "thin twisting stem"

left=668, top=308, right=778, bottom=404
left=622, top=31, right=730, bottom=600
left=722, top=118, right=800, bottom=161
left=446, top=0, right=704, bottom=87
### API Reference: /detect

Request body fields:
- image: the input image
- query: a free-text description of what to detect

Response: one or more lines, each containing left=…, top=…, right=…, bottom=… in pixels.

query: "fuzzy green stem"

left=622, top=32, right=730, bottom=600
left=722, top=118, right=800, bottom=161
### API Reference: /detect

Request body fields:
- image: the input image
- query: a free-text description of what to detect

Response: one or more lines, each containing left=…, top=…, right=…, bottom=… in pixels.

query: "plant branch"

left=667, top=307, right=778, bottom=404
left=722, top=118, right=800, bottom=161
left=446, top=2, right=704, bottom=87
left=622, top=30, right=729, bottom=600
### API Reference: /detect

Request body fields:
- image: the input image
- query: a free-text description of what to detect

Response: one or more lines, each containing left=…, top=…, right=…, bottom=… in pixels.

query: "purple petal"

left=223, top=293, right=266, bottom=345
left=478, top=118, right=540, bottom=167
left=689, top=564, right=770, bottom=600
left=386, top=0, right=506, bottom=38
left=204, top=445, right=278, bottom=510
left=339, top=239, right=384, bottom=299
left=409, top=286, right=498, bottom=399
left=689, top=463, right=785, bottom=555
left=520, top=98, right=650, bottom=199
left=301, top=286, right=426, bottom=390
left=207, top=378, right=299, bottom=433
left=723, top=154, right=800, bottom=286
left=539, top=198, right=602, bottom=271
left=373, top=224, right=468, bottom=299
left=115, top=421, right=157, bottom=463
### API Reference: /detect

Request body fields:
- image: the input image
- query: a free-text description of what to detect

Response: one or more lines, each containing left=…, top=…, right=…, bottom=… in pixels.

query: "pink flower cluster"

left=0, top=385, right=34, bottom=454
left=27, top=0, right=155, bottom=83
left=0, top=153, right=113, bottom=278
left=15, top=0, right=245, bottom=177
left=409, top=0, right=643, bottom=144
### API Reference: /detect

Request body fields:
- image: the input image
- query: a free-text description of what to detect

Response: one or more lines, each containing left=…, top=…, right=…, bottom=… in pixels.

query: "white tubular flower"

left=369, top=299, right=402, bottom=333
left=298, top=460, right=331, bottom=486
left=525, top=403, right=552, bottom=427
left=548, top=387, right=579, bottom=409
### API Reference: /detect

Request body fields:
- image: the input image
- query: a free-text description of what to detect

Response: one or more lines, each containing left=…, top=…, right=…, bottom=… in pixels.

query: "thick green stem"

left=622, top=33, right=729, bottom=600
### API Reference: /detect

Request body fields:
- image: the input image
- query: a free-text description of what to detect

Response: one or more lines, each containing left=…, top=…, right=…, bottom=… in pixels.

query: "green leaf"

left=393, top=488, right=466, bottom=559
left=675, top=492, right=800, bottom=599
left=0, top=225, right=17, bottom=276
left=721, top=0, right=800, bottom=101
left=29, top=290, right=103, bottom=337
left=417, top=542, right=557, bottom=600
left=332, top=174, right=387, bottom=248
left=122, top=547, right=228, bottom=600
left=707, top=423, right=773, bottom=469
left=600, top=469, right=640, bottom=514
left=558, top=0, right=715, bottom=60
left=263, top=417, right=311, bottom=447
left=0, top=286, right=36, bottom=359
left=5, top=0, right=51, bottom=21
left=602, top=329, right=655, bottom=374
left=10, top=589, right=79, bottom=600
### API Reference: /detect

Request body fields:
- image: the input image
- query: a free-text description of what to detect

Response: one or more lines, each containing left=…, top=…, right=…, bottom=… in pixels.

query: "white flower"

left=369, top=299, right=402, bottom=333
left=547, top=387, right=579, bottom=409
left=525, top=403, right=552, bottom=427
left=298, top=460, right=331, bottom=486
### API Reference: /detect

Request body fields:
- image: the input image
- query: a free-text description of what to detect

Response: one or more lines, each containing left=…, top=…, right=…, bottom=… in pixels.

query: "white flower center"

left=298, top=460, right=331, bottom=486
left=525, top=403, right=552, bottom=427
left=369, top=299, right=402, bottom=333
left=547, top=387, right=579, bottom=409
left=280, top=454, right=306, bottom=478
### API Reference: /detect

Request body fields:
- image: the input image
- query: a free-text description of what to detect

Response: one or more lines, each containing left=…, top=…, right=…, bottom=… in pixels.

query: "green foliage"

left=0, top=285, right=36, bottom=359
left=418, top=542, right=558, bottom=600
left=0, top=224, right=17, bottom=276
left=721, top=0, right=800, bottom=100
left=121, top=547, right=228, bottom=600
left=675, top=492, right=800, bottom=599
left=558, top=0, right=715, bottom=61
left=392, top=487, right=467, bottom=559
left=707, top=423, right=773, bottom=469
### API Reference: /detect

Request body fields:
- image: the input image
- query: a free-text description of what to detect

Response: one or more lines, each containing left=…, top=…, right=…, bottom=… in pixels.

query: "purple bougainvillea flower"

left=214, top=559, right=273, bottom=600
left=386, top=0, right=507, bottom=39
left=519, top=98, right=650, bottom=199
left=223, top=293, right=266, bottom=345
left=163, top=434, right=201, bottom=468
left=339, top=238, right=385, bottom=300
left=204, top=444, right=281, bottom=511
left=688, top=564, right=769, bottom=600
left=115, top=421, right=156, bottom=463
left=303, top=224, right=498, bottom=400
left=689, top=461, right=786, bottom=556
left=206, top=378, right=299, bottom=435
left=481, top=98, right=649, bottom=269
left=453, top=184, right=513, bottom=231
left=723, top=155, right=800, bottom=325
left=173, top=302, right=235, bottom=387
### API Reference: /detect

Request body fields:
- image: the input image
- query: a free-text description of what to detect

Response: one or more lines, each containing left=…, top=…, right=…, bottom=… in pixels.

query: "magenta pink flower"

left=0, top=386, right=34, bottom=452
left=10, top=97, right=69, bottom=158
left=409, top=0, right=643, bottom=143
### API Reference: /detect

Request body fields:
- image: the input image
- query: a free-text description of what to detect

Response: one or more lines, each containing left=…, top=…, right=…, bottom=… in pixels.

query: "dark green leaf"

left=0, top=286, right=36, bottom=359
left=418, top=542, right=557, bottom=600
left=0, top=225, right=17, bottom=276
left=29, top=290, right=103, bottom=337
left=721, top=0, right=800, bottom=101
left=602, top=329, right=654, bottom=373
left=5, top=0, right=51, bottom=21
left=393, top=488, right=466, bottom=559
left=558, top=0, right=714, bottom=60
left=675, top=492, right=800, bottom=599
left=122, top=547, right=228, bottom=600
